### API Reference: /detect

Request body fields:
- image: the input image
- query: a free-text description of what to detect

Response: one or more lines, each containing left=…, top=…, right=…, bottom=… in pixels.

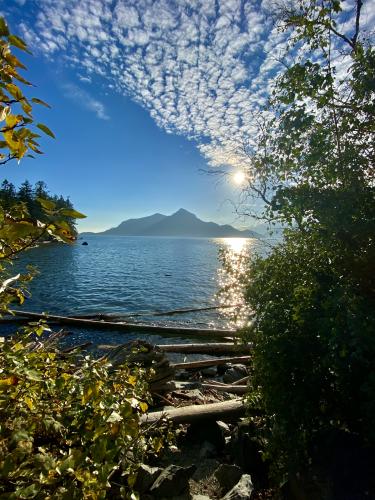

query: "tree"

left=242, top=0, right=375, bottom=494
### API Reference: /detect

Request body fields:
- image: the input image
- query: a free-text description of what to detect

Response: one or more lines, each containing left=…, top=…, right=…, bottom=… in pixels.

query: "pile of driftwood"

left=101, top=339, right=251, bottom=424
left=4, top=307, right=253, bottom=424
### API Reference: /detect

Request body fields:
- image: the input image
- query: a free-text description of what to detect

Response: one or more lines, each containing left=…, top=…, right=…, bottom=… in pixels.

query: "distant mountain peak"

left=173, top=208, right=196, bottom=217
left=83, top=209, right=260, bottom=238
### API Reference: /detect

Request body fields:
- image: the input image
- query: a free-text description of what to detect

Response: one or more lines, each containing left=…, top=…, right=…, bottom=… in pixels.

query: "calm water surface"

left=4, top=236, right=261, bottom=346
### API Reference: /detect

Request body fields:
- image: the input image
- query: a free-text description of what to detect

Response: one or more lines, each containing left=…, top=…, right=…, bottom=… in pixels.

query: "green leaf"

left=36, top=123, right=55, bottom=138
left=37, top=197, right=56, bottom=210
left=0, top=17, right=9, bottom=37
left=6, top=84, right=23, bottom=101
left=8, top=35, right=29, bottom=53
left=31, top=97, right=51, bottom=108
left=59, top=208, right=86, bottom=219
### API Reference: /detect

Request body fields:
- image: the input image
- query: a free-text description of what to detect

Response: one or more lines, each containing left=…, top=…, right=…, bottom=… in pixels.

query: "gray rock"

left=223, top=365, right=248, bottom=384
left=134, top=464, right=161, bottom=493
left=216, top=421, right=231, bottom=436
left=201, top=366, right=217, bottom=377
left=199, top=440, right=217, bottom=458
left=215, top=464, right=243, bottom=492
left=221, top=474, right=254, bottom=499
left=150, top=464, right=196, bottom=497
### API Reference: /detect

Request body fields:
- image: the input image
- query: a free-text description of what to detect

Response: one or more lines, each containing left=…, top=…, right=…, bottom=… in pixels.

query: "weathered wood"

left=141, top=399, right=245, bottom=424
left=201, top=383, right=248, bottom=394
left=171, top=355, right=251, bottom=370
left=98, top=342, right=252, bottom=354
left=10, top=309, right=238, bottom=338
left=232, top=376, right=250, bottom=386
left=158, top=343, right=252, bottom=354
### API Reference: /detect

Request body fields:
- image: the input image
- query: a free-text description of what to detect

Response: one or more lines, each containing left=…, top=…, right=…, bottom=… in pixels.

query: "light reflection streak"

left=215, top=237, right=256, bottom=329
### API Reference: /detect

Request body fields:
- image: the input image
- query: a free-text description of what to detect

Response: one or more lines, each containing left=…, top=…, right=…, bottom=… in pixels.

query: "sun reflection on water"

left=215, top=237, right=256, bottom=329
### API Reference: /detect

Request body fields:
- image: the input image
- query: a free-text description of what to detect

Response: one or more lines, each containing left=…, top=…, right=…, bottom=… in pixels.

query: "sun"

left=232, top=170, right=246, bottom=186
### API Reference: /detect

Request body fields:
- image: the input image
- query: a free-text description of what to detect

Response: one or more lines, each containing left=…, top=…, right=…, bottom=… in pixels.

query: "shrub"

left=0, top=330, right=168, bottom=499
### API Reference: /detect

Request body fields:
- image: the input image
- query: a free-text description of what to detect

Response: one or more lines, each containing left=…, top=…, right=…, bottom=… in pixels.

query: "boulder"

left=199, top=440, right=217, bottom=459
left=192, top=496, right=212, bottom=500
left=214, top=464, right=243, bottom=492
left=226, top=420, right=268, bottom=486
left=201, top=366, right=217, bottom=377
left=149, top=464, right=196, bottom=497
left=223, top=365, right=248, bottom=384
left=221, top=474, right=254, bottom=499
left=134, top=464, right=161, bottom=493
left=186, top=421, right=225, bottom=450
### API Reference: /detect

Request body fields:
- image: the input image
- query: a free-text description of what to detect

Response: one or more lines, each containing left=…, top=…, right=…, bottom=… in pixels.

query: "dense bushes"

left=241, top=0, right=375, bottom=490
left=0, top=331, right=168, bottom=499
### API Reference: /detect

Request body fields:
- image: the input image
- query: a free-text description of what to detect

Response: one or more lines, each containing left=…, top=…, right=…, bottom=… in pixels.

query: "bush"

left=245, top=226, right=375, bottom=478
left=0, top=330, right=168, bottom=499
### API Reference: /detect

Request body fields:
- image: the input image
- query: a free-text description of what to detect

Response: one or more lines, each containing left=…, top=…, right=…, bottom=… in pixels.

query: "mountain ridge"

left=81, top=209, right=260, bottom=238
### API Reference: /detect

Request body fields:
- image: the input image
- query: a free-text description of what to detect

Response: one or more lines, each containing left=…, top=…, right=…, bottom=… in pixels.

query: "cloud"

left=17, top=0, right=375, bottom=169
left=61, top=82, right=109, bottom=120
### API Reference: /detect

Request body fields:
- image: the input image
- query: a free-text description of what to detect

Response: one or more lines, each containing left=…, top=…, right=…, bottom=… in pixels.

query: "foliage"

left=0, top=17, right=54, bottom=165
left=242, top=0, right=375, bottom=483
left=0, top=17, right=85, bottom=316
left=0, top=179, right=80, bottom=234
left=0, top=332, right=169, bottom=499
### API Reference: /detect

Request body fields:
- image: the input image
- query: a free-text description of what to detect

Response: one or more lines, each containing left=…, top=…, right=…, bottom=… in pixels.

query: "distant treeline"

left=0, top=180, right=78, bottom=235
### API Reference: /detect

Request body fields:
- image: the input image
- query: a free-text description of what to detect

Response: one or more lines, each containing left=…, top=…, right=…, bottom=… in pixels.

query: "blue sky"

left=1, top=0, right=373, bottom=231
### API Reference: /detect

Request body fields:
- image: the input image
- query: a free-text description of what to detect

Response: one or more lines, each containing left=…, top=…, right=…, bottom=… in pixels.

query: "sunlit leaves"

left=0, top=336, right=169, bottom=498
left=36, top=123, right=55, bottom=139
left=0, top=17, right=54, bottom=164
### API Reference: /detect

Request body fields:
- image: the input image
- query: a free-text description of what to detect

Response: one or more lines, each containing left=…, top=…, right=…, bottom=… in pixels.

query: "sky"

left=1, top=0, right=374, bottom=231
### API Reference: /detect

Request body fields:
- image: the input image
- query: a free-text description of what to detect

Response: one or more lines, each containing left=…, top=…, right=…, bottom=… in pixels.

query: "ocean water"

left=3, top=236, right=261, bottom=347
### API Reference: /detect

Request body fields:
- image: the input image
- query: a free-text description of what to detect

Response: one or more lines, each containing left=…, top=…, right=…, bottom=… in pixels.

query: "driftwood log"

left=104, top=341, right=175, bottom=392
left=97, top=342, right=252, bottom=355
left=141, top=399, right=245, bottom=424
left=10, top=309, right=238, bottom=339
left=171, top=355, right=251, bottom=370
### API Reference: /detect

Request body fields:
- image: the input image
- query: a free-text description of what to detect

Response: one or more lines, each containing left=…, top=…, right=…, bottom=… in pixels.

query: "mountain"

left=81, top=209, right=260, bottom=238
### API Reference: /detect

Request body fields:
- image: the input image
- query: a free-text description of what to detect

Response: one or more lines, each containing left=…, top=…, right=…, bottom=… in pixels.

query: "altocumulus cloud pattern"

left=17, top=0, right=375, bottom=169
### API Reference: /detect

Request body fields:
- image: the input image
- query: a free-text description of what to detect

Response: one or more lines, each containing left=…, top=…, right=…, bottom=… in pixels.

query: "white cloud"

left=61, top=82, right=109, bottom=120
left=17, top=0, right=375, bottom=169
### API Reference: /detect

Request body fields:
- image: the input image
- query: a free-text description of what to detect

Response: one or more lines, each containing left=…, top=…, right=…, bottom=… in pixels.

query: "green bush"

left=246, top=227, right=375, bottom=476
left=0, top=330, right=168, bottom=499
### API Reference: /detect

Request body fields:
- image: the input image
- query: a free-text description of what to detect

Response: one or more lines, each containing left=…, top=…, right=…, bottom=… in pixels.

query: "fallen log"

left=171, top=355, right=251, bottom=370
left=10, top=309, right=238, bottom=338
left=141, top=399, right=245, bottom=424
left=232, top=375, right=250, bottom=386
left=158, top=343, right=252, bottom=354
left=98, top=342, right=252, bottom=355
left=201, top=383, right=248, bottom=395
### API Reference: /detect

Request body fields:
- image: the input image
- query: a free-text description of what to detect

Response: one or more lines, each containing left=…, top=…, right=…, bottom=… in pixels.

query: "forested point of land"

left=0, top=180, right=78, bottom=237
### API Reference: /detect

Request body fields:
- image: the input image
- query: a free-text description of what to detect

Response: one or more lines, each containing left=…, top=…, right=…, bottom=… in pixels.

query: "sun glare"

left=232, top=170, right=246, bottom=186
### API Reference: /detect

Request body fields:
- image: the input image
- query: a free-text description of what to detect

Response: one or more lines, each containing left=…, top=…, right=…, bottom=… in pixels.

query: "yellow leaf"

left=24, top=396, right=34, bottom=410
left=128, top=375, right=137, bottom=386
left=0, top=375, right=18, bottom=386
left=139, top=402, right=148, bottom=413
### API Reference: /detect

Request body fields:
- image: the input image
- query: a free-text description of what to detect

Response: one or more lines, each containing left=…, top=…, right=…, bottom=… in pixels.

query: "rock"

left=192, top=496, right=212, bottom=500
left=216, top=421, right=231, bottom=436
left=215, top=464, right=243, bottom=492
left=221, top=474, right=254, bottom=499
left=81, top=241, right=88, bottom=245
left=201, top=366, right=217, bottom=377
left=134, top=464, right=161, bottom=493
left=222, top=365, right=248, bottom=384
left=186, top=421, right=225, bottom=450
left=199, top=440, right=217, bottom=459
left=150, top=464, right=196, bottom=497
left=226, top=420, right=268, bottom=488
